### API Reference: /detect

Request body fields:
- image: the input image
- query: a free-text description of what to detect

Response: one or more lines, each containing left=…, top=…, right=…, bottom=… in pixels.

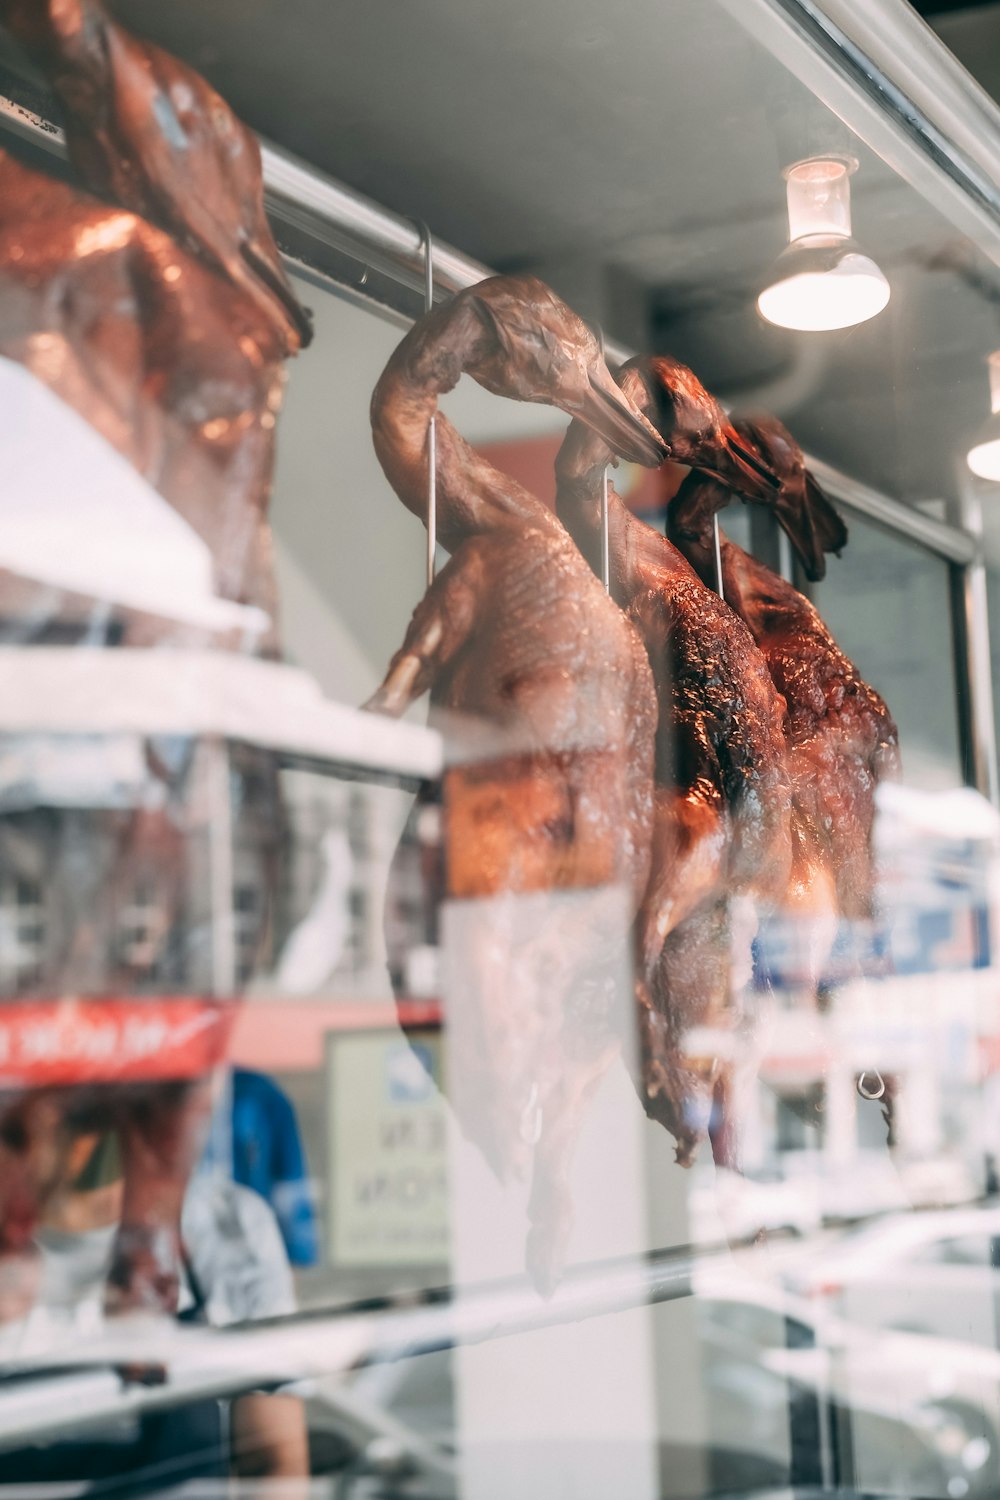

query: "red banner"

left=0, top=997, right=239, bottom=1087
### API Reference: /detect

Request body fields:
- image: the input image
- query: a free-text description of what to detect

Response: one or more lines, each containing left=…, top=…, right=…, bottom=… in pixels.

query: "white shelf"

left=0, top=648, right=441, bottom=781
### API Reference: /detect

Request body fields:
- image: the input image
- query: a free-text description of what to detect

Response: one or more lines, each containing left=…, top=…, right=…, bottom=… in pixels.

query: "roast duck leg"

left=666, top=414, right=900, bottom=982
left=0, top=0, right=309, bottom=1313
left=555, top=357, right=793, bottom=1167
left=367, top=274, right=664, bottom=1290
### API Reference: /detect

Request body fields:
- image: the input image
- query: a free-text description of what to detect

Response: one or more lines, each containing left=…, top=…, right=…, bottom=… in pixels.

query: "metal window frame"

left=0, top=0, right=995, bottom=802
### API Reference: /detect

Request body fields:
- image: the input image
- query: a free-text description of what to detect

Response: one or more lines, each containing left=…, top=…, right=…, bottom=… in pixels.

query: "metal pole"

left=594, top=325, right=612, bottom=594
left=3, top=1182, right=997, bottom=1446
left=712, top=514, right=725, bottom=601
left=601, top=467, right=611, bottom=594
left=953, top=478, right=1000, bottom=808
left=206, top=737, right=236, bottom=998
left=414, top=221, right=438, bottom=588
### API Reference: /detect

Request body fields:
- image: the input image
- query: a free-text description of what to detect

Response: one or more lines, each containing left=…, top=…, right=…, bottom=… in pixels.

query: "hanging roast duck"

left=666, top=414, right=900, bottom=949
left=367, top=273, right=665, bottom=1289
left=555, top=358, right=792, bottom=1167
left=0, top=0, right=309, bottom=1313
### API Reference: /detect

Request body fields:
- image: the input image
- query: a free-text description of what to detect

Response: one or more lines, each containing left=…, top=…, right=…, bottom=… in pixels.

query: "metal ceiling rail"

left=0, top=88, right=976, bottom=565
left=0, top=91, right=495, bottom=319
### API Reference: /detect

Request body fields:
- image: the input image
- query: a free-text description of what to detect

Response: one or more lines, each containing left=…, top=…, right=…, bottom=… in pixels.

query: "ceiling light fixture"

left=757, top=157, right=891, bottom=333
left=967, top=351, right=1000, bottom=482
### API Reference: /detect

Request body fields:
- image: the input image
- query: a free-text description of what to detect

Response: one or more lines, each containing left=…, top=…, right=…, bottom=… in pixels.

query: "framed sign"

left=325, top=1025, right=449, bottom=1268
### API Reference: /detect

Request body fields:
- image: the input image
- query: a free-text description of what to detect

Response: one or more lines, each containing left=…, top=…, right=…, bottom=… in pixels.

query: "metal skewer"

left=416, top=221, right=437, bottom=587
left=601, top=476, right=611, bottom=594
left=595, top=325, right=611, bottom=595
left=712, top=513, right=725, bottom=602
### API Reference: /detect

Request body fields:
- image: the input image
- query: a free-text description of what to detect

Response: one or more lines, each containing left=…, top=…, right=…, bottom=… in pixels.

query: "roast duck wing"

left=555, top=357, right=792, bottom=1167
left=367, top=274, right=664, bottom=1289
left=667, top=414, right=900, bottom=951
left=0, top=0, right=309, bottom=1312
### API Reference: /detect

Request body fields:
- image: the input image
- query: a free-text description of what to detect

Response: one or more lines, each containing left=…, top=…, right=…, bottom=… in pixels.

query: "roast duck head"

left=667, top=408, right=847, bottom=583
left=620, top=354, right=782, bottom=502
left=731, top=414, right=848, bottom=581
left=462, top=275, right=668, bottom=467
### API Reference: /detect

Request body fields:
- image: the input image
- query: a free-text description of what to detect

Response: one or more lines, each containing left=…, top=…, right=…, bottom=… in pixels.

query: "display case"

left=3, top=1, right=1000, bottom=1498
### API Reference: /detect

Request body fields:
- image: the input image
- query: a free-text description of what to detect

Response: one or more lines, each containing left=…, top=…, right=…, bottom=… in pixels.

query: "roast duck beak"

left=708, top=428, right=783, bottom=502
left=732, top=418, right=849, bottom=581
left=796, top=472, right=849, bottom=581
left=240, top=240, right=315, bottom=347
left=582, top=369, right=669, bottom=468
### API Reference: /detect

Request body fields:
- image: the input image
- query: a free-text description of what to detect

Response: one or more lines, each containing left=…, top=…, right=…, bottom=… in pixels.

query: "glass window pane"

left=809, top=513, right=963, bottom=789
left=0, top=0, right=993, bottom=1493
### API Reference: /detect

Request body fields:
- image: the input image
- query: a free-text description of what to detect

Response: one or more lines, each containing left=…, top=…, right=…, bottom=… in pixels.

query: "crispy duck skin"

left=0, top=0, right=309, bottom=634
left=555, top=359, right=792, bottom=1166
left=368, top=275, right=662, bottom=1288
left=667, top=416, right=900, bottom=929
left=0, top=0, right=308, bottom=1312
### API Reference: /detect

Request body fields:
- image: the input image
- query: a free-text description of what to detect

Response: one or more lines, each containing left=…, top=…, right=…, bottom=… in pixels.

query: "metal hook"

left=857, top=1069, right=886, bottom=1101
left=414, top=220, right=437, bottom=587
left=595, top=323, right=611, bottom=595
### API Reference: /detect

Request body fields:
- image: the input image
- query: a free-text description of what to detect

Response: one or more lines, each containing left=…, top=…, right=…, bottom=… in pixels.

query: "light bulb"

left=758, top=253, right=890, bottom=333
left=966, top=351, right=1000, bottom=481
left=967, top=437, right=1000, bottom=482
left=758, top=157, right=891, bottom=333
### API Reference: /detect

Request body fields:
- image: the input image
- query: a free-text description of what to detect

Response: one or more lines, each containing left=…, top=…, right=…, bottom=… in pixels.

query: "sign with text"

left=326, top=1026, right=449, bottom=1268
left=0, top=996, right=237, bottom=1086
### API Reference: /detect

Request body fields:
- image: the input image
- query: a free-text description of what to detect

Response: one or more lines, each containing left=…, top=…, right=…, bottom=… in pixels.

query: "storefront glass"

left=1, top=1, right=1000, bottom=1498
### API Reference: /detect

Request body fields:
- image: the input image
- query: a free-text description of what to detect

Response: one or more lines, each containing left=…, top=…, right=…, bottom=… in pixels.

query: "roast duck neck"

left=372, top=273, right=664, bottom=554
left=554, top=362, right=703, bottom=598
left=669, top=412, right=848, bottom=586
left=1, top=0, right=310, bottom=350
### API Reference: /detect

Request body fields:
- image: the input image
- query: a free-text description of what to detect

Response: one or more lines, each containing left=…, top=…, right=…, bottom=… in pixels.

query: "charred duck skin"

left=555, top=358, right=791, bottom=1166
left=368, top=275, right=662, bottom=1287
left=667, top=416, right=899, bottom=932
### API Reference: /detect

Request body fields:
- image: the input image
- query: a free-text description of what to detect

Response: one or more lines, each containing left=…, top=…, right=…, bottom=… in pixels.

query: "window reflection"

left=810, top=513, right=963, bottom=789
